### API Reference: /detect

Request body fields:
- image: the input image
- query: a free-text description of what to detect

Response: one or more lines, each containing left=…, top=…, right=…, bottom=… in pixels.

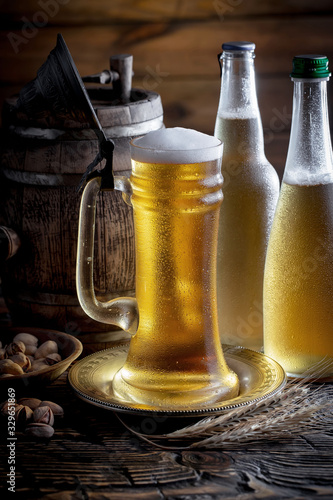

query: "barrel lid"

left=3, top=88, right=163, bottom=137
left=222, top=41, right=255, bottom=51
left=290, top=55, right=331, bottom=78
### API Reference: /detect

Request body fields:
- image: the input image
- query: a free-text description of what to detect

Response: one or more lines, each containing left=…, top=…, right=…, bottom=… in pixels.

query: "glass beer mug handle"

left=76, top=175, right=139, bottom=335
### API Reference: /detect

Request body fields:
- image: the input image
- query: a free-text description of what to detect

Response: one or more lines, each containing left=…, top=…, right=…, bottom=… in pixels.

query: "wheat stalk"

left=116, top=359, right=333, bottom=450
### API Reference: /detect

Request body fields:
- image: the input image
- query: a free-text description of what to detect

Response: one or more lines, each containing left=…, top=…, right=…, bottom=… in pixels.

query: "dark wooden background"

left=1, top=4, right=333, bottom=498
left=0, top=0, right=333, bottom=179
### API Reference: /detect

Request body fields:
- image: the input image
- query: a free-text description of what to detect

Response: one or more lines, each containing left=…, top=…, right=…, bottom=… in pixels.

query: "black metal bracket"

left=77, top=137, right=115, bottom=192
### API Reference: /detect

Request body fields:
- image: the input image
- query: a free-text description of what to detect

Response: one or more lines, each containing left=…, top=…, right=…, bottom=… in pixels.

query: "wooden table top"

left=1, top=358, right=333, bottom=500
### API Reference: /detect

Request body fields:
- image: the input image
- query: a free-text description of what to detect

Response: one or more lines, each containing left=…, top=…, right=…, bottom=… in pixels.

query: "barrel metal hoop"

left=0, top=167, right=81, bottom=186
left=103, top=115, right=164, bottom=138
left=14, top=289, right=135, bottom=306
left=7, top=116, right=164, bottom=141
left=9, top=125, right=66, bottom=140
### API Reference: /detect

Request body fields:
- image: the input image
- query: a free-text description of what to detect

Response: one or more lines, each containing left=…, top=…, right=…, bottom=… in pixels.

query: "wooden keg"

left=0, top=86, right=164, bottom=342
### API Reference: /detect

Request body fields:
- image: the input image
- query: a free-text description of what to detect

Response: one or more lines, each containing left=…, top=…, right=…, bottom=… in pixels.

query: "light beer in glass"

left=112, top=128, right=240, bottom=408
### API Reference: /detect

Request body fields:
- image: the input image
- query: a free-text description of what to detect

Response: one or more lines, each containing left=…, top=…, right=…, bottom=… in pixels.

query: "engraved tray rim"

left=68, top=342, right=287, bottom=417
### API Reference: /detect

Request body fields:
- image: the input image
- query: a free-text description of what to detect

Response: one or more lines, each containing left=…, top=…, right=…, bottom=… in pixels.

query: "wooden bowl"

left=0, top=327, right=83, bottom=396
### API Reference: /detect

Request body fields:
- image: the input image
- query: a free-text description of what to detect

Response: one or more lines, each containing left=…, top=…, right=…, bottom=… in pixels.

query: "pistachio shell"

left=1, top=400, right=16, bottom=416
left=0, top=373, right=14, bottom=379
left=14, top=404, right=24, bottom=424
left=9, top=353, right=31, bottom=371
left=0, top=359, right=24, bottom=375
left=34, top=340, right=58, bottom=360
left=39, top=401, right=64, bottom=417
left=45, top=353, right=62, bottom=365
left=18, top=398, right=42, bottom=410
left=33, top=406, right=54, bottom=426
left=25, top=406, right=34, bottom=420
left=29, top=359, right=49, bottom=372
left=24, top=344, right=37, bottom=356
left=6, top=341, right=25, bottom=356
left=0, top=348, right=6, bottom=360
left=13, top=333, right=38, bottom=347
left=25, top=423, right=54, bottom=439
left=15, top=405, right=33, bottom=426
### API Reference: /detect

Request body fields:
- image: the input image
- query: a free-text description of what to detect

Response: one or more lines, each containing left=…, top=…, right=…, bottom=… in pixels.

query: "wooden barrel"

left=0, top=87, right=164, bottom=339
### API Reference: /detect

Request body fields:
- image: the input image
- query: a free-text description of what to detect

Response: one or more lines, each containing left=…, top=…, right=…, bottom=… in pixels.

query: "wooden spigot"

left=110, top=54, right=133, bottom=103
left=82, top=54, right=133, bottom=103
left=0, top=226, right=21, bottom=263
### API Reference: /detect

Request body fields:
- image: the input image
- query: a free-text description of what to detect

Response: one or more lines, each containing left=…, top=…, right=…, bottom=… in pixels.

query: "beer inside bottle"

left=214, top=42, right=279, bottom=351
left=264, top=181, right=333, bottom=376
left=264, top=55, right=333, bottom=378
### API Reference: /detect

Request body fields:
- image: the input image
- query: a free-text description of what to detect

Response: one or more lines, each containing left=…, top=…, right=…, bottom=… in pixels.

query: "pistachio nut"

left=18, top=398, right=42, bottom=410
left=25, top=423, right=54, bottom=439
left=39, top=401, right=64, bottom=417
left=9, top=353, right=31, bottom=372
left=34, top=340, right=58, bottom=360
left=13, top=333, right=38, bottom=347
left=5, top=341, right=26, bottom=356
left=33, top=406, right=54, bottom=426
left=0, top=348, right=6, bottom=360
left=0, top=359, right=24, bottom=376
left=24, top=344, right=37, bottom=356
left=14, top=404, right=24, bottom=414
left=45, top=353, right=62, bottom=366
left=29, top=358, right=48, bottom=372
left=1, top=400, right=16, bottom=416
left=15, top=405, right=33, bottom=427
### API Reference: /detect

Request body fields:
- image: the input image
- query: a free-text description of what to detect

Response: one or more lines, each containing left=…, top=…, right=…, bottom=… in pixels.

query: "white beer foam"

left=283, top=170, right=333, bottom=186
left=131, top=127, right=222, bottom=164
left=217, top=110, right=258, bottom=120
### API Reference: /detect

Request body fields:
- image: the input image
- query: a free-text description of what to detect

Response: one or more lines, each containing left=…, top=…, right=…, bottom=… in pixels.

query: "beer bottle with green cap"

left=264, top=55, right=333, bottom=378
left=214, top=41, right=280, bottom=351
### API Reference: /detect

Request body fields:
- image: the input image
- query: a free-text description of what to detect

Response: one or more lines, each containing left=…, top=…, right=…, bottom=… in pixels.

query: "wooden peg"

left=110, top=54, right=133, bottom=103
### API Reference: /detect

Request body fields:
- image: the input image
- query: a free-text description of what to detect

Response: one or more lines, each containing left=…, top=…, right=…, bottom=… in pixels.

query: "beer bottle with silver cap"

left=214, top=41, right=280, bottom=351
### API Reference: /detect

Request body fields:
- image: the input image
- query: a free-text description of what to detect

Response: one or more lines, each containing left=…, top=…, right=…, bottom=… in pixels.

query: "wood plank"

left=159, top=76, right=292, bottom=131
left=60, top=186, right=80, bottom=292
left=0, top=375, right=332, bottom=500
left=29, top=300, right=67, bottom=327
left=1, top=17, right=333, bottom=86
left=0, top=0, right=332, bottom=25
left=23, top=142, right=62, bottom=174
left=100, top=189, right=135, bottom=293
left=94, top=185, right=107, bottom=295
left=22, top=186, right=64, bottom=291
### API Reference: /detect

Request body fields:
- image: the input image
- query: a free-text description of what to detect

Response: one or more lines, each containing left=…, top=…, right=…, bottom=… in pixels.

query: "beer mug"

left=76, top=127, right=239, bottom=410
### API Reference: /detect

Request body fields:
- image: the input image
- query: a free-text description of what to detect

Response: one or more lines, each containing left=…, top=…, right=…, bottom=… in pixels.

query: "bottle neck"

left=215, top=50, right=265, bottom=159
left=283, top=78, right=333, bottom=185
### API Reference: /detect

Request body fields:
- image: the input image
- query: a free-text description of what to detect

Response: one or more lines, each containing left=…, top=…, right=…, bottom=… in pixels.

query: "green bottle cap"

left=290, top=55, right=331, bottom=78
